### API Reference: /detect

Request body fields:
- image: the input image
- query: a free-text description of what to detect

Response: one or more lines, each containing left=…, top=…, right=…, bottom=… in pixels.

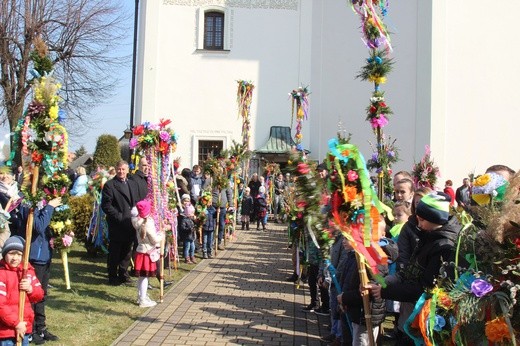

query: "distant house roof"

left=69, top=153, right=93, bottom=170
left=255, top=126, right=296, bottom=154
left=255, top=126, right=309, bottom=154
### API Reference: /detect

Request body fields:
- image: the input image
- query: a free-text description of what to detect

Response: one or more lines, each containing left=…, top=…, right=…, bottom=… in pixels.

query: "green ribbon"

left=328, top=139, right=382, bottom=246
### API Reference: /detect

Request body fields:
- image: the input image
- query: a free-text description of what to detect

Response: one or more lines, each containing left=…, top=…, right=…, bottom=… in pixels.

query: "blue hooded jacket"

left=18, top=205, right=55, bottom=265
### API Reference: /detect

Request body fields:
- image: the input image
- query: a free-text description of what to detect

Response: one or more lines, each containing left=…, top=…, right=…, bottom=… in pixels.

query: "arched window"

left=204, top=11, right=224, bottom=50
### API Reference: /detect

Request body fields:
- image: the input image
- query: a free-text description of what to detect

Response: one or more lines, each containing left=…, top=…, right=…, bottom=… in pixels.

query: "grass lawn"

left=43, top=242, right=193, bottom=346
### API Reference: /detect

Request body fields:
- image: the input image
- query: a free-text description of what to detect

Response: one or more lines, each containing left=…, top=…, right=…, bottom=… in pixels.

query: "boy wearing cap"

left=0, top=236, right=44, bottom=345
left=365, top=192, right=460, bottom=344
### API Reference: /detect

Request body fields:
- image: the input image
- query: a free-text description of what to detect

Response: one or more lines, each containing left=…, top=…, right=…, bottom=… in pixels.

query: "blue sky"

left=69, top=1, right=134, bottom=153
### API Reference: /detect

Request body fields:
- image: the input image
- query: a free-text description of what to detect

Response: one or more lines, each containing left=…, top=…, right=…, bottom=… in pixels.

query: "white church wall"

left=137, top=0, right=308, bottom=169
left=136, top=0, right=518, bottom=186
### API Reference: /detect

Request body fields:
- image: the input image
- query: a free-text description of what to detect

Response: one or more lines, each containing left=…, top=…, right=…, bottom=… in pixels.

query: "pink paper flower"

left=159, top=131, right=170, bottom=142
left=62, top=235, right=73, bottom=247
left=370, top=114, right=388, bottom=128
left=347, top=170, right=359, bottom=182
left=129, top=138, right=138, bottom=149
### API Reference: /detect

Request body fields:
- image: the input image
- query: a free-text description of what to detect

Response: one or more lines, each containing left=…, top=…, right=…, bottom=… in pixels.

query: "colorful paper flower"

left=343, top=185, right=358, bottom=201
left=297, top=163, right=310, bottom=174
left=485, top=317, right=512, bottom=343
left=129, top=137, right=138, bottom=149
left=474, top=173, right=491, bottom=187
left=159, top=130, right=170, bottom=142
left=62, top=234, right=73, bottom=247
left=347, top=170, right=359, bottom=182
left=433, top=315, right=446, bottom=332
left=471, top=279, right=493, bottom=297
left=133, top=125, right=144, bottom=136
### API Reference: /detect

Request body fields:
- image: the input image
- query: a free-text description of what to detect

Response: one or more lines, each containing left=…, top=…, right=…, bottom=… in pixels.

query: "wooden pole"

left=168, top=244, right=171, bottom=277
left=232, top=172, right=238, bottom=238
left=355, top=252, right=375, bottom=346
left=214, top=198, right=220, bottom=256
left=159, top=237, right=165, bottom=302
left=17, top=165, right=39, bottom=345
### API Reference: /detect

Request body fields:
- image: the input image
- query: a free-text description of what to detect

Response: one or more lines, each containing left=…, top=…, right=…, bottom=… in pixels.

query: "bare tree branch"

left=0, top=0, right=131, bottom=141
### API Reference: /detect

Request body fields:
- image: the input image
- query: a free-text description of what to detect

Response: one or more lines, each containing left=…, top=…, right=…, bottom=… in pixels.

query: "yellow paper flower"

left=485, top=317, right=511, bottom=343
left=474, top=174, right=491, bottom=187
left=51, top=221, right=65, bottom=233
left=49, top=105, right=58, bottom=120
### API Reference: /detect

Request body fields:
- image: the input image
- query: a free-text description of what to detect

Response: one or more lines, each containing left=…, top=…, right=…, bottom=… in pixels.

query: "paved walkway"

left=112, top=224, right=329, bottom=345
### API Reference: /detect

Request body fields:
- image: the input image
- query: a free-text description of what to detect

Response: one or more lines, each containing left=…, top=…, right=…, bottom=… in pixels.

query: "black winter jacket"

left=382, top=216, right=460, bottom=303
left=341, top=238, right=398, bottom=326
left=396, top=215, right=420, bottom=272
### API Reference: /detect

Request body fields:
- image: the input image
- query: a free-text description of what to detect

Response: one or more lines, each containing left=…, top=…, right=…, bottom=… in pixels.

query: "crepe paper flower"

left=148, top=123, right=160, bottom=131
left=49, top=105, right=58, bottom=120
left=474, top=173, right=491, bottom=187
left=370, top=114, right=388, bottom=128
left=347, top=170, right=359, bottom=182
left=485, top=317, right=512, bottom=343
left=62, top=234, right=73, bottom=247
left=371, top=152, right=378, bottom=161
left=471, top=278, right=494, bottom=297
left=515, top=238, right=520, bottom=249
left=129, top=138, right=138, bottom=149
left=343, top=185, right=358, bottom=201
left=133, top=125, right=144, bottom=135
left=159, top=130, right=170, bottom=142
left=433, top=315, right=446, bottom=332
left=296, top=201, right=307, bottom=209
left=387, top=150, right=395, bottom=158
left=32, top=152, right=43, bottom=163
left=159, top=118, right=172, bottom=128
left=438, top=292, right=453, bottom=310
left=297, top=163, right=310, bottom=174
left=51, top=221, right=65, bottom=233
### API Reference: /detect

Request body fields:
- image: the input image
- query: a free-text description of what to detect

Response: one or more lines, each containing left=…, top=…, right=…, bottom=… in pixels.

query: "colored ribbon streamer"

left=404, top=292, right=429, bottom=346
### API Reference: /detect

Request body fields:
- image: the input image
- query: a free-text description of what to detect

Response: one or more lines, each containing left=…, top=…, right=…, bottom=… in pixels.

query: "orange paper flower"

left=343, top=185, right=357, bottom=201
left=485, top=317, right=512, bottom=343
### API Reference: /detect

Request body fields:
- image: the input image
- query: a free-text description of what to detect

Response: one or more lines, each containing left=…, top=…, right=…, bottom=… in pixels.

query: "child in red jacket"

left=0, top=236, right=44, bottom=345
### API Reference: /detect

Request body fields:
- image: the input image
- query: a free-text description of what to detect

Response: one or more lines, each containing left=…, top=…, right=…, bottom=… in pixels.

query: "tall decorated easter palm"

left=8, top=38, right=72, bottom=344
left=129, top=119, right=178, bottom=302
left=349, top=0, right=399, bottom=201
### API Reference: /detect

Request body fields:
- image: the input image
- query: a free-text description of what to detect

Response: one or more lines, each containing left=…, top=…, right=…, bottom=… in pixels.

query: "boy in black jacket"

left=365, top=192, right=460, bottom=345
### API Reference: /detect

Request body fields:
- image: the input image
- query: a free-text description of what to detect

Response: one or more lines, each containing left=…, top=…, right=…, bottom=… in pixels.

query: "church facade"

left=134, top=0, right=518, bottom=183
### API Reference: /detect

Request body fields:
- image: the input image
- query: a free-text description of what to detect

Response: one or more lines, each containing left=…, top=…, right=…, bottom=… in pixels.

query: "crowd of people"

left=286, top=163, right=517, bottom=346
left=0, top=156, right=516, bottom=345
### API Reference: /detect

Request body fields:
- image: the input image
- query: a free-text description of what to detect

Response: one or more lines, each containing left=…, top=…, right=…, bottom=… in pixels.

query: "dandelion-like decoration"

left=290, top=86, right=310, bottom=152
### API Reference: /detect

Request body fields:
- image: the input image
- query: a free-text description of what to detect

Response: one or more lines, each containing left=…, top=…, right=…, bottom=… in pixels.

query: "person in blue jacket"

left=18, top=196, right=61, bottom=344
